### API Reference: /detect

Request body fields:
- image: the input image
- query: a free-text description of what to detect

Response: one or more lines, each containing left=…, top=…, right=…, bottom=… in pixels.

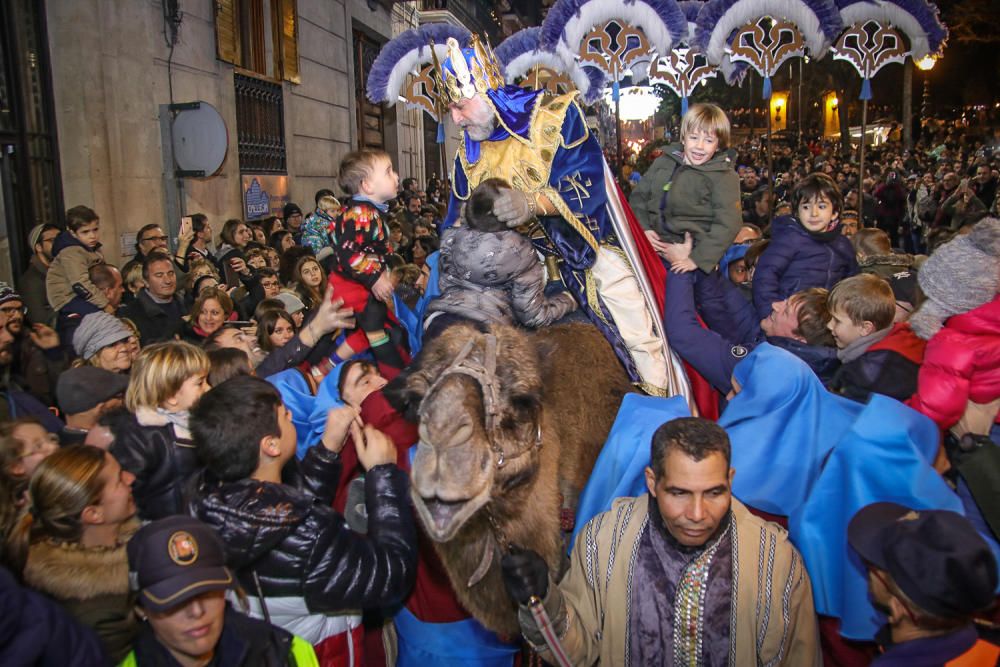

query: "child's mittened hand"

left=356, top=424, right=397, bottom=470
left=322, top=405, right=361, bottom=453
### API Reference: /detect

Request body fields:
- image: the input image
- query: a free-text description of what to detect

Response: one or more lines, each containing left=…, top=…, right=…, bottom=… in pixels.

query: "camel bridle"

left=418, top=334, right=541, bottom=469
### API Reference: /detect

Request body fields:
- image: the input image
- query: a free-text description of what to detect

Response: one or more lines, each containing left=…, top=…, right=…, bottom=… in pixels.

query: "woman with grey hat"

left=909, top=217, right=1000, bottom=438
left=124, top=515, right=318, bottom=666
left=72, top=311, right=134, bottom=373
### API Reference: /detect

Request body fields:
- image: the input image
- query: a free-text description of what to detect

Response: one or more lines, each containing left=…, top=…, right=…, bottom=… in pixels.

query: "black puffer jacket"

left=189, top=444, right=417, bottom=613
left=110, top=407, right=201, bottom=520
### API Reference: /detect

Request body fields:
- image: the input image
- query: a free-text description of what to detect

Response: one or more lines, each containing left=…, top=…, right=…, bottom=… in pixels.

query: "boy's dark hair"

left=206, top=348, right=252, bottom=387
left=791, top=287, right=836, bottom=346
left=190, top=213, right=209, bottom=234
left=141, top=250, right=174, bottom=280
left=650, top=417, right=731, bottom=481
left=792, top=173, right=843, bottom=214
left=339, top=149, right=391, bottom=195
left=314, top=188, right=335, bottom=206
left=190, top=375, right=282, bottom=481
left=65, top=205, right=99, bottom=232
left=253, top=297, right=285, bottom=320
left=465, top=178, right=511, bottom=233
left=385, top=253, right=406, bottom=271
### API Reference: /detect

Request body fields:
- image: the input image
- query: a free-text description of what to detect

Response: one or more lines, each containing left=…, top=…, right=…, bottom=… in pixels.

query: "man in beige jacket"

left=502, top=417, right=821, bottom=666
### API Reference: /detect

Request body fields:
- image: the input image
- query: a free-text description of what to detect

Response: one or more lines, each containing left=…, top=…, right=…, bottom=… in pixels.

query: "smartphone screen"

left=224, top=261, right=241, bottom=289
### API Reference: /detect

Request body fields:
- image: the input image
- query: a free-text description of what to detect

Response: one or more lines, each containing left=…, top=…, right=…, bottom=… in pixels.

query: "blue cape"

left=568, top=344, right=981, bottom=641
left=720, top=343, right=863, bottom=515
left=571, top=393, right=691, bottom=548
left=266, top=368, right=316, bottom=460
left=392, top=251, right=440, bottom=357
left=789, top=395, right=965, bottom=639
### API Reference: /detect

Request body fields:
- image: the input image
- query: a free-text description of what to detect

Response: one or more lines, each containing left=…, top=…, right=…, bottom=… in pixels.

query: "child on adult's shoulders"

left=629, top=103, right=742, bottom=273
left=752, top=172, right=858, bottom=320
left=327, top=149, right=410, bottom=373
left=826, top=273, right=924, bottom=402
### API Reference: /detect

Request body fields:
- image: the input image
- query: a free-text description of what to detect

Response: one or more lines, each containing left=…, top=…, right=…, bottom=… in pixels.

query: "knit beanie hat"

left=72, top=312, right=132, bottom=360
left=0, top=282, right=21, bottom=307
left=910, top=217, right=1000, bottom=340
left=275, top=290, right=306, bottom=315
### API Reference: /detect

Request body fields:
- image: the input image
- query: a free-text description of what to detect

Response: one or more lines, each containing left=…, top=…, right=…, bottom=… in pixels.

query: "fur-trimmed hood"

left=858, top=252, right=915, bottom=269
left=135, top=405, right=192, bottom=440
left=23, top=519, right=138, bottom=601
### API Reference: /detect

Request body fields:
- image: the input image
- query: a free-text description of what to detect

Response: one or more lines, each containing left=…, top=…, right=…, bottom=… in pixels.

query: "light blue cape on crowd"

left=573, top=343, right=974, bottom=640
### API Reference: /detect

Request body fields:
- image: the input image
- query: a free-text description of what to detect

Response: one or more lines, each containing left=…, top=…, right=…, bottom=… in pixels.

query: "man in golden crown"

left=434, top=36, right=690, bottom=399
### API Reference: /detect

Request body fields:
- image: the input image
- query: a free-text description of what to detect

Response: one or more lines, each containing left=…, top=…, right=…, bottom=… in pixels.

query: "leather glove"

left=501, top=545, right=549, bottom=605
left=493, top=188, right=534, bottom=228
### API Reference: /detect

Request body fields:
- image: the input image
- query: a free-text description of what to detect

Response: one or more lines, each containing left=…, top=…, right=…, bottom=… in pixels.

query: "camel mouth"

left=412, top=486, right=491, bottom=542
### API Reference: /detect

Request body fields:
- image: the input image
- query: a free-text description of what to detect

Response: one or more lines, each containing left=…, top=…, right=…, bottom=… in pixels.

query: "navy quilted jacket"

left=752, top=215, right=858, bottom=319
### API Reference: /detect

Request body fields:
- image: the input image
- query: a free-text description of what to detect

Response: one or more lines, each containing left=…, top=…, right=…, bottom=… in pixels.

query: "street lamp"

left=916, top=55, right=937, bottom=124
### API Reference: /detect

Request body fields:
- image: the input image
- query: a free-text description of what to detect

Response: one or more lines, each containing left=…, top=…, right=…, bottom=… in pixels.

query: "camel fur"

left=386, top=321, right=630, bottom=635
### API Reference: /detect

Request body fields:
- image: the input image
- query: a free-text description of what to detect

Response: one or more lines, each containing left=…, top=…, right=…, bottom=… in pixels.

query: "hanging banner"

left=241, top=175, right=290, bottom=221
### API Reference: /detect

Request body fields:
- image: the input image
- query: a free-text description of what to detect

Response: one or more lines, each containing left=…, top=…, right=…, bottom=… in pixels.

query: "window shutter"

left=214, top=0, right=242, bottom=66
left=279, top=0, right=300, bottom=84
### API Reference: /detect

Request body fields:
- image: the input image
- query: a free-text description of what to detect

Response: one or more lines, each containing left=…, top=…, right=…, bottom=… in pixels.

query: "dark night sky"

left=873, top=0, right=999, bottom=108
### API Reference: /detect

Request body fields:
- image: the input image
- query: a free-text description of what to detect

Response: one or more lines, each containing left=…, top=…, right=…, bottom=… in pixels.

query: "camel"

left=385, top=321, right=631, bottom=635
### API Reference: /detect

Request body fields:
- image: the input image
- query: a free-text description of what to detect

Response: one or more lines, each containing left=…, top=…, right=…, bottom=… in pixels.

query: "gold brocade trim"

left=637, top=381, right=669, bottom=397
left=584, top=269, right=611, bottom=327
left=449, top=153, right=470, bottom=201
left=456, top=90, right=601, bottom=253
left=482, top=95, right=533, bottom=148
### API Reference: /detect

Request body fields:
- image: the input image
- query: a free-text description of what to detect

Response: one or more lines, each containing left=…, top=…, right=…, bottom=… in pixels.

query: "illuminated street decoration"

left=603, top=85, right=661, bottom=121
left=648, top=47, right=718, bottom=115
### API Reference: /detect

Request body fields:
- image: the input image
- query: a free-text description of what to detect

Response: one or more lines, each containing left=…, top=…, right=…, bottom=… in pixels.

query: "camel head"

left=386, top=323, right=544, bottom=542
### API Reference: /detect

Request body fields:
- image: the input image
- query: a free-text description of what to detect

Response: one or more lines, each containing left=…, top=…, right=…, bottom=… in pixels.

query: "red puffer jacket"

left=909, top=294, right=1000, bottom=430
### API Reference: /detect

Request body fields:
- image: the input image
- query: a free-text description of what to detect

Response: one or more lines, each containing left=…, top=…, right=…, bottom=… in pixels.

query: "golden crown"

left=432, top=35, right=505, bottom=107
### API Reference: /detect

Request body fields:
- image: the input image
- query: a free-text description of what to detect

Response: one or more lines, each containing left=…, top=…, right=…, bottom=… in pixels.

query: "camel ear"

left=384, top=366, right=430, bottom=422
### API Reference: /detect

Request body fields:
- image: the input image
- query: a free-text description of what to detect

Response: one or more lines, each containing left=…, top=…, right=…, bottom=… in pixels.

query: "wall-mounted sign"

left=241, top=174, right=290, bottom=220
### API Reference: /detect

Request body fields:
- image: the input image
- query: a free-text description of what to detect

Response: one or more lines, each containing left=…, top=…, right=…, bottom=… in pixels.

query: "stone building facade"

left=45, top=0, right=426, bottom=266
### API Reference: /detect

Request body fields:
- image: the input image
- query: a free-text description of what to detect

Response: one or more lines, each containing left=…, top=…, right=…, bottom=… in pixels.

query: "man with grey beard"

left=434, top=36, right=690, bottom=400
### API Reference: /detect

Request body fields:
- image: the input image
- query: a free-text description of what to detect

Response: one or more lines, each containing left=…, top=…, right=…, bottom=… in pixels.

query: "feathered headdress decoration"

left=837, top=0, right=947, bottom=59
left=496, top=27, right=607, bottom=104
left=540, top=0, right=689, bottom=72
left=365, top=24, right=471, bottom=105
left=694, top=0, right=844, bottom=65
